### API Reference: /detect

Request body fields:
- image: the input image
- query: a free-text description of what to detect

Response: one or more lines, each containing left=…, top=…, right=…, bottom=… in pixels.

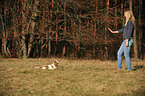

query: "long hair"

left=124, top=10, right=135, bottom=25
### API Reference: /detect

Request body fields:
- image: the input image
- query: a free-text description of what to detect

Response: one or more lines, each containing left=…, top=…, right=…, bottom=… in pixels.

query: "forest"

left=0, top=0, right=144, bottom=60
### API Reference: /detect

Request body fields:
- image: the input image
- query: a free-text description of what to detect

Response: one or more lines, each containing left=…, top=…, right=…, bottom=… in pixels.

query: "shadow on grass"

left=132, top=65, right=144, bottom=71
left=132, top=87, right=145, bottom=96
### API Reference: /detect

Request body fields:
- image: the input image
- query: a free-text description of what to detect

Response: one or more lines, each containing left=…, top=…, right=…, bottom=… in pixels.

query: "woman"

left=108, top=10, right=134, bottom=70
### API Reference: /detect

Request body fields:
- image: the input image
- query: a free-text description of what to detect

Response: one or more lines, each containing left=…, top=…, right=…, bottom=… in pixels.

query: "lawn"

left=0, top=58, right=145, bottom=96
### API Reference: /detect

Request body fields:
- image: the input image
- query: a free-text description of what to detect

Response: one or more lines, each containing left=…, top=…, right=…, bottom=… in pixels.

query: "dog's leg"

left=41, top=65, right=49, bottom=69
left=35, top=65, right=49, bottom=69
left=34, top=66, right=45, bottom=69
left=35, top=66, right=40, bottom=69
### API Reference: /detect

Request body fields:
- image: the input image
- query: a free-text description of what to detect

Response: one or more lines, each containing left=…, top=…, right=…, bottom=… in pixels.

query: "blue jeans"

left=117, top=39, right=133, bottom=70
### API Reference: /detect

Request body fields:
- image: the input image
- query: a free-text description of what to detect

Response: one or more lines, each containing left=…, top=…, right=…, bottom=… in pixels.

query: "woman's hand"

left=126, top=39, right=129, bottom=47
left=108, top=28, right=118, bottom=33
left=108, top=28, right=113, bottom=33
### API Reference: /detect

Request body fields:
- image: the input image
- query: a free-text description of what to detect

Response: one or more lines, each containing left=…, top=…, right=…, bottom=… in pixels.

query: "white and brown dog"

left=35, top=60, right=59, bottom=69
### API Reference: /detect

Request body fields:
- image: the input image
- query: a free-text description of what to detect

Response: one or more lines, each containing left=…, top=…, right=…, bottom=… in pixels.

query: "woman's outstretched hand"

left=108, top=28, right=118, bottom=33
left=108, top=28, right=113, bottom=33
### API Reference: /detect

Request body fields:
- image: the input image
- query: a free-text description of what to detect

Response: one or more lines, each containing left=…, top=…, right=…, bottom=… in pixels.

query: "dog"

left=35, top=60, right=59, bottom=69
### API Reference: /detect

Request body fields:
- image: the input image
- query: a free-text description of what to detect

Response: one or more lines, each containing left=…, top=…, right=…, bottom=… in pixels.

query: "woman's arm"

left=108, top=28, right=118, bottom=33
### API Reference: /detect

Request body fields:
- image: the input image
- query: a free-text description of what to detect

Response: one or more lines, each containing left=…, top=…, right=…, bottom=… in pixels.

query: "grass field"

left=0, top=58, right=145, bottom=96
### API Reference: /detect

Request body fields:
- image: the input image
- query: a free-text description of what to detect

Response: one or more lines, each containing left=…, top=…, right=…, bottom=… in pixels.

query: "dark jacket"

left=118, top=20, right=134, bottom=39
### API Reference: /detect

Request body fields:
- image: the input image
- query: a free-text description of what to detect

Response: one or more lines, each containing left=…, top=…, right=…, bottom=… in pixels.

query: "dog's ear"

left=54, top=60, right=59, bottom=64
left=56, top=60, right=59, bottom=64
left=54, top=60, right=59, bottom=67
left=54, top=61, right=57, bottom=64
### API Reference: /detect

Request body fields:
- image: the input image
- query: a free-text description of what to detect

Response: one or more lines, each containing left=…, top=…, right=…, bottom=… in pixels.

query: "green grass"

left=0, top=58, right=145, bottom=96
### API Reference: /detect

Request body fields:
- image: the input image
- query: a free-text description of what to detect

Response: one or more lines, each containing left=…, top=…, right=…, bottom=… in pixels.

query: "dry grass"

left=0, top=58, right=145, bottom=96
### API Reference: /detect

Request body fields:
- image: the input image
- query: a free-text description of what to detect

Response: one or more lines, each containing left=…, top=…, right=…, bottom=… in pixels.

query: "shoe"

left=115, top=68, right=121, bottom=70
left=126, top=69, right=132, bottom=72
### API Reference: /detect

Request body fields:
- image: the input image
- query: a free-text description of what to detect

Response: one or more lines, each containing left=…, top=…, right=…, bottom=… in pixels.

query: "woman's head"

left=124, top=10, right=135, bottom=23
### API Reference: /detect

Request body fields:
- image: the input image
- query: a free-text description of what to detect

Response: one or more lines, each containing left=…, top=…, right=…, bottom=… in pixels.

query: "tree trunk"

left=28, top=0, right=39, bottom=57
left=129, top=0, right=139, bottom=59
left=47, top=0, right=54, bottom=57
left=62, top=0, right=67, bottom=57
left=92, top=1, right=98, bottom=59
left=93, top=22, right=96, bottom=59
left=104, top=0, right=109, bottom=60
left=11, top=13, right=21, bottom=58
left=77, top=14, right=81, bottom=58
left=115, top=0, right=118, bottom=28
left=138, top=0, right=142, bottom=59
left=22, top=0, right=27, bottom=58
left=48, top=39, right=51, bottom=57
left=1, top=8, right=10, bottom=57
left=62, top=45, right=66, bottom=58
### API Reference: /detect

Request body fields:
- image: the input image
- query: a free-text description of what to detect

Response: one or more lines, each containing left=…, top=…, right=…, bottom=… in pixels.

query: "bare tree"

left=10, top=0, right=21, bottom=58
left=129, top=0, right=138, bottom=59
left=28, top=0, right=39, bottom=57
left=138, top=0, right=143, bottom=59
left=1, top=5, right=11, bottom=57
left=21, top=0, right=28, bottom=58
left=0, top=0, right=144, bottom=59
left=104, top=0, right=110, bottom=60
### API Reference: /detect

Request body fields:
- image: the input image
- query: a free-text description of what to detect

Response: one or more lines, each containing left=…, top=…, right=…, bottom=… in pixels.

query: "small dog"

left=35, top=60, right=59, bottom=69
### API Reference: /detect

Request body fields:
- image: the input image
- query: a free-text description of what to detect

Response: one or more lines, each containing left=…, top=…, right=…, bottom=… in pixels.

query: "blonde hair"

left=124, top=10, right=135, bottom=24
